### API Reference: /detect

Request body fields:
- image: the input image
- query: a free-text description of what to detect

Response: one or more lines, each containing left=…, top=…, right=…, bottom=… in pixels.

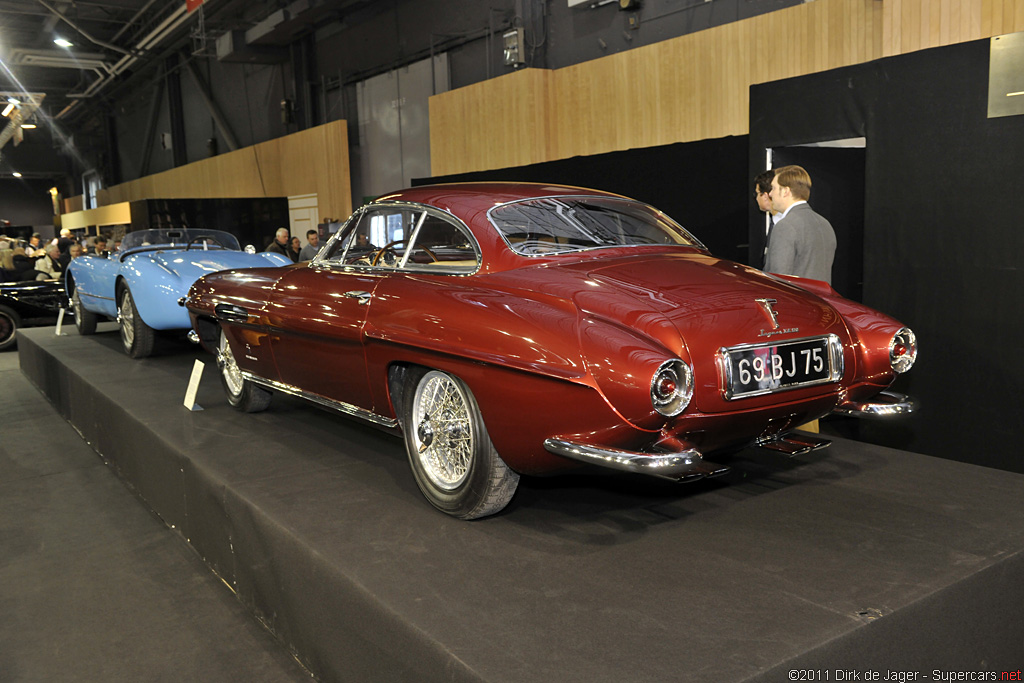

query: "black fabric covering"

left=16, top=327, right=1024, bottom=681
left=750, top=39, right=1024, bottom=471
left=418, top=136, right=752, bottom=264
left=0, top=340, right=309, bottom=682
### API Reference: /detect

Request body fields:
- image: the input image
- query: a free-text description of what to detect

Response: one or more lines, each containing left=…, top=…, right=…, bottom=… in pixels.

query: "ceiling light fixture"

left=54, top=37, right=73, bottom=48
left=12, top=172, right=22, bottom=178
left=1, top=103, right=15, bottom=117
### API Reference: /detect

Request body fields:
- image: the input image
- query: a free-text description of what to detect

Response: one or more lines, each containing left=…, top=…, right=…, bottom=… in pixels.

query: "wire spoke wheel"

left=72, top=286, right=97, bottom=335
left=218, top=331, right=245, bottom=397
left=412, top=371, right=474, bottom=490
left=118, top=287, right=154, bottom=358
left=403, top=368, right=519, bottom=519
left=119, top=290, right=135, bottom=348
left=217, top=328, right=271, bottom=412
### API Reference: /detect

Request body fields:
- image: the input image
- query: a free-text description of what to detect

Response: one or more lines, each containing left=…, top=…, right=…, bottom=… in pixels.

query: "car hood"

left=146, top=251, right=277, bottom=282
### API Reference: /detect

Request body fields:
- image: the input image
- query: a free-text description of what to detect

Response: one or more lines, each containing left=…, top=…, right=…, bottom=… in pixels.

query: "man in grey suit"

left=764, top=165, right=836, bottom=284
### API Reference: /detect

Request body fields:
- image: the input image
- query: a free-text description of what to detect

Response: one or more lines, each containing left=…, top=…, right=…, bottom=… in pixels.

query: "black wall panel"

left=750, top=39, right=1024, bottom=472
left=418, top=135, right=751, bottom=264
left=0, top=178, right=58, bottom=233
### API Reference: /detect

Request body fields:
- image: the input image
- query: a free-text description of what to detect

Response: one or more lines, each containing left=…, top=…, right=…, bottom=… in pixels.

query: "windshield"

left=120, top=228, right=241, bottom=253
left=488, top=196, right=703, bottom=256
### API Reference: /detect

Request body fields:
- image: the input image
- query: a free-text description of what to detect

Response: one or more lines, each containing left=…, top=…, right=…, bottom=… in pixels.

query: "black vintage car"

left=0, top=280, right=70, bottom=351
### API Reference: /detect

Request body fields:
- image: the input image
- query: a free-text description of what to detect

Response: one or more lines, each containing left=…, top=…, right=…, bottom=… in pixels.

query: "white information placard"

left=184, top=359, right=205, bottom=411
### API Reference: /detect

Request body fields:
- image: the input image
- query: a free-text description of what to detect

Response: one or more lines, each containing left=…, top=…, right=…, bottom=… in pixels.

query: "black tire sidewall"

left=120, top=288, right=135, bottom=354
left=120, top=287, right=154, bottom=358
left=0, top=305, right=21, bottom=351
left=72, top=288, right=97, bottom=335
left=218, top=329, right=271, bottom=412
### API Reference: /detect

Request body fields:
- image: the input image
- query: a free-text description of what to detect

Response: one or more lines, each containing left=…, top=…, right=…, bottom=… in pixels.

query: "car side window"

left=321, top=207, right=478, bottom=272
left=403, top=215, right=479, bottom=272
left=321, top=208, right=414, bottom=267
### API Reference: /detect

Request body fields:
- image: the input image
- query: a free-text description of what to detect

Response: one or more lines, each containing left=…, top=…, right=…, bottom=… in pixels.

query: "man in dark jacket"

left=265, top=228, right=290, bottom=257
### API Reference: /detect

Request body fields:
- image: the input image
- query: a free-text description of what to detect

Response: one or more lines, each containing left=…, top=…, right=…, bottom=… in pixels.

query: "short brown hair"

left=773, top=165, right=812, bottom=201
left=754, top=170, right=775, bottom=195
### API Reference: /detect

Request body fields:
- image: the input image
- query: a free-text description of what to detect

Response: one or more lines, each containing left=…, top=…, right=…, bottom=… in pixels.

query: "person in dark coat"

left=265, top=228, right=290, bottom=258
left=11, top=247, right=40, bottom=281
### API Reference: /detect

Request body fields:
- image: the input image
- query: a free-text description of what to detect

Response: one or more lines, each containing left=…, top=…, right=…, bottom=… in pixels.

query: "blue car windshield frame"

left=120, top=228, right=241, bottom=255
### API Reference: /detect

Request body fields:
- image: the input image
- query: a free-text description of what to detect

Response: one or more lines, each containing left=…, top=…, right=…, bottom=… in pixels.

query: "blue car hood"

left=148, top=250, right=283, bottom=283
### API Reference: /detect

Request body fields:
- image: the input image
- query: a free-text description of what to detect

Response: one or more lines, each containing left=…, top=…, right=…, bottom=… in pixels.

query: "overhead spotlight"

left=21, top=123, right=37, bottom=129
left=54, top=37, right=74, bottom=48
left=1, top=102, right=16, bottom=117
left=12, top=172, right=23, bottom=178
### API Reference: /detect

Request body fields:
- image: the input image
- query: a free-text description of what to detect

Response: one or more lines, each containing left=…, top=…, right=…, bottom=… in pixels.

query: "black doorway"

left=771, top=145, right=865, bottom=302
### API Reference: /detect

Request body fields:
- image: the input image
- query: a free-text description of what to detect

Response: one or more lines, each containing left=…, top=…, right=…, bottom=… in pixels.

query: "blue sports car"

left=66, top=228, right=291, bottom=358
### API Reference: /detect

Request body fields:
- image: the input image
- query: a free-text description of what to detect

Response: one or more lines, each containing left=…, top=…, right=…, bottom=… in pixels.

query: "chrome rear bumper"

left=834, top=390, right=917, bottom=419
left=543, top=438, right=730, bottom=482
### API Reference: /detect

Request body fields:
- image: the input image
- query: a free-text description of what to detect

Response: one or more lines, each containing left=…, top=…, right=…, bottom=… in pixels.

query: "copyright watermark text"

left=787, top=670, right=1022, bottom=682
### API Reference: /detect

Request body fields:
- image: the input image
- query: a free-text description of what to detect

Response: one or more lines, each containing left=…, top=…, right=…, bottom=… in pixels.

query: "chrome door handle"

left=214, top=303, right=249, bottom=323
left=342, top=290, right=372, bottom=305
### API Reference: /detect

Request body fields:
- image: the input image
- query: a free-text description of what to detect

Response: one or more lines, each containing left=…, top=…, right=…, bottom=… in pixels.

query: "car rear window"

left=488, top=196, right=703, bottom=256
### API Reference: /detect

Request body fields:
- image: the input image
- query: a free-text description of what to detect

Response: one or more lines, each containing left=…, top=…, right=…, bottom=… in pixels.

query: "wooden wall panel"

left=72, top=0, right=1024, bottom=201
left=432, top=0, right=888, bottom=176
left=428, top=69, right=553, bottom=177
left=431, top=0, right=1024, bottom=177
left=92, top=120, right=352, bottom=220
left=881, top=0, right=1024, bottom=56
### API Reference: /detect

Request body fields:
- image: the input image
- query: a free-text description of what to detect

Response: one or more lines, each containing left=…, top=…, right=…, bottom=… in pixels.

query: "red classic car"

left=183, top=183, right=917, bottom=519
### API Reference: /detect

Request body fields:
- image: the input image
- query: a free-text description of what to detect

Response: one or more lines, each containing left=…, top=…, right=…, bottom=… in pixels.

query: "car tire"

left=0, top=304, right=21, bottom=351
left=71, top=287, right=98, bottom=336
left=119, top=286, right=155, bottom=358
left=402, top=367, right=519, bottom=519
left=218, top=329, right=272, bottom=412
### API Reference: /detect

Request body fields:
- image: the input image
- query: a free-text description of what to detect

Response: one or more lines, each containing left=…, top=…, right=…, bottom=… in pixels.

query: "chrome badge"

left=755, top=298, right=780, bottom=329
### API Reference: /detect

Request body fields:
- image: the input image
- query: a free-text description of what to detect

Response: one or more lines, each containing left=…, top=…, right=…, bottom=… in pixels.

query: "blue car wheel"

left=119, top=287, right=155, bottom=358
left=72, top=288, right=98, bottom=336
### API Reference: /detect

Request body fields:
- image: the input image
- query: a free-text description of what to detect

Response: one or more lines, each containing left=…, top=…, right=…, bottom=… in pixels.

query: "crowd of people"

left=0, top=228, right=116, bottom=283
left=265, top=227, right=323, bottom=262
left=3, top=223, right=325, bottom=285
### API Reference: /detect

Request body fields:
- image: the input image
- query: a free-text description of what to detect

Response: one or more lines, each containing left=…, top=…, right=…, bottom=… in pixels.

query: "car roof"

left=371, top=182, right=628, bottom=214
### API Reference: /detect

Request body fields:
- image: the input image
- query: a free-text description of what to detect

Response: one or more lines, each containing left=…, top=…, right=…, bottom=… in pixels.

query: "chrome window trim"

left=485, top=194, right=707, bottom=257
left=717, top=333, right=844, bottom=400
left=241, top=371, right=399, bottom=428
left=312, top=202, right=482, bottom=276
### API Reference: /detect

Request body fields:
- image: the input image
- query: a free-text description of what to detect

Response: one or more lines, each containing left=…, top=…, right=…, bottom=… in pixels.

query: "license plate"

left=719, top=335, right=843, bottom=400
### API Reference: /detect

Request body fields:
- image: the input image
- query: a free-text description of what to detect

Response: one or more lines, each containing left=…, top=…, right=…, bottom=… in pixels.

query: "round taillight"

left=650, top=359, right=694, bottom=417
left=889, top=327, right=918, bottom=374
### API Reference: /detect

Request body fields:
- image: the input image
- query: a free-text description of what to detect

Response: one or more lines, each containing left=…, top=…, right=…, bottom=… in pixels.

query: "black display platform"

left=18, top=326, right=1024, bottom=682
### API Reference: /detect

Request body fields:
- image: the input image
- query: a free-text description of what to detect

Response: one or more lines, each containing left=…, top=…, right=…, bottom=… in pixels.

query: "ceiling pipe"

left=58, top=5, right=192, bottom=119
left=35, top=0, right=135, bottom=56
left=110, top=0, right=161, bottom=45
